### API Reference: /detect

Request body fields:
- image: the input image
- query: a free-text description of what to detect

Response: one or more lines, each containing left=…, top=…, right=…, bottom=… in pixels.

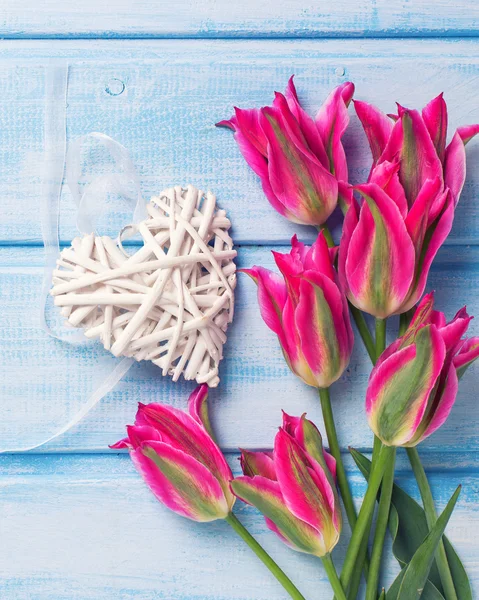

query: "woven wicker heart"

left=51, top=185, right=236, bottom=387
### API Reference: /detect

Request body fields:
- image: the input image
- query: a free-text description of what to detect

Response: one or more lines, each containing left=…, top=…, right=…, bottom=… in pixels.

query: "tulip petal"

left=138, top=441, right=230, bottom=522
left=110, top=425, right=162, bottom=450
left=136, top=403, right=234, bottom=504
left=367, top=325, right=446, bottom=446
left=187, top=384, right=215, bottom=439
left=295, top=274, right=351, bottom=386
left=409, top=363, right=459, bottom=445
left=283, top=76, right=330, bottom=168
left=437, top=308, right=472, bottom=355
left=338, top=197, right=359, bottom=294
left=110, top=437, right=131, bottom=450
left=338, top=180, right=354, bottom=213
left=458, top=124, right=479, bottom=145
left=453, top=337, right=479, bottom=378
left=233, top=107, right=269, bottom=156
left=404, top=178, right=442, bottom=253
left=369, top=160, right=408, bottom=218
left=345, top=183, right=415, bottom=318
left=282, top=413, right=337, bottom=480
left=217, top=110, right=293, bottom=220
left=240, top=449, right=277, bottom=480
left=381, top=108, right=443, bottom=207
left=399, top=292, right=435, bottom=350
left=399, top=190, right=454, bottom=313
left=354, top=100, right=394, bottom=165
left=262, top=106, right=339, bottom=226
left=231, top=475, right=327, bottom=555
left=240, top=266, right=289, bottom=352
left=272, top=247, right=303, bottom=303
left=217, top=110, right=268, bottom=179
left=303, top=231, right=336, bottom=281
left=280, top=296, right=314, bottom=384
left=126, top=425, right=162, bottom=448
left=315, top=82, right=354, bottom=181
left=444, top=125, right=479, bottom=205
left=422, top=93, right=448, bottom=162
left=274, top=429, right=337, bottom=535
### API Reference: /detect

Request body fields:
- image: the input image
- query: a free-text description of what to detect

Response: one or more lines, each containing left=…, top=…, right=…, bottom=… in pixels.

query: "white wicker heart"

left=51, top=185, right=236, bottom=387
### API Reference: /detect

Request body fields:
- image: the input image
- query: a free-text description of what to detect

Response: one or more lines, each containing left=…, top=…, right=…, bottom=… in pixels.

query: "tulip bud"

left=111, top=385, right=235, bottom=522
left=242, top=232, right=354, bottom=389
left=339, top=96, right=479, bottom=318
left=217, top=77, right=354, bottom=226
left=366, top=293, right=479, bottom=447
left=231, top=413, right=341, bottom=557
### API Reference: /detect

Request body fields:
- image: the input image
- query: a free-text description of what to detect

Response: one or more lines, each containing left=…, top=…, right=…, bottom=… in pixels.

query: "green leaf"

left=379, top=589, right=386, bottom=600
left=387, top=569, right=444, bottom=600
left=443, top=536, right=473, bottom=600
left=397, top=486, right=460, bottom=599
left=350, top=449, right=472, bottom=600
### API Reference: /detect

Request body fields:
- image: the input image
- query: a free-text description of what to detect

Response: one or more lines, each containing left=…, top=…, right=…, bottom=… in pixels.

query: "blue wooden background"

left=1, top=3, right=479, bottom=599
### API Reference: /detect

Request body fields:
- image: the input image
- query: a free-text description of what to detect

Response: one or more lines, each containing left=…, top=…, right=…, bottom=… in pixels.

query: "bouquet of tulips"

left=112, top=78, right=479, bottom=599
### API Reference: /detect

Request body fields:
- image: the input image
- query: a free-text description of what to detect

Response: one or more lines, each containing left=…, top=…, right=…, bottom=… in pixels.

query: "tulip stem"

left=322, top=553, right=347, bottom=600
left=349, top=304, right=376, bottom=363
left=365, top=447, right=397, bottom=600
left=225, top=513, right=307, bottom=600
left=339, top=443, right=395, bottom=591
left=406, top=447, right=458, bottom=600
left=375, top=318, right=387, bottom=360
left=345, top=436, right=382, bottom=600
left=318, top=387, right=368, bottom=575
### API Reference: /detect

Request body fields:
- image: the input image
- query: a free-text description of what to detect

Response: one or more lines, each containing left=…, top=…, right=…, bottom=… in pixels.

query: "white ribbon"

left=2, top=62, right=146, bottom=453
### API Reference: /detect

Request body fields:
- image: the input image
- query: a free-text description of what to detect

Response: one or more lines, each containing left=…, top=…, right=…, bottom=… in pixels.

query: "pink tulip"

left=217, top=77, right=354, bottom=226
left=367, top=293, right=479, bottom=447
left=111, top=385, right=235, bottom=522
left=339, top=95, right=479, bottom=318
left=242, top=231, right=354, bottom=388
left=231, top=412, right=341, bottom=557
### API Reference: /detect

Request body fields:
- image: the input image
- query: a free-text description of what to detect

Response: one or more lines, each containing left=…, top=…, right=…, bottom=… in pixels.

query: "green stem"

left=320, top=224, right=335, bottom=248
left=225, top=513, right=306, bottom=600
left=343, top=316, right=386, bottom=599
left=350, top=304, right=376, bottom=363
left=322, top=553, right=348, bottom=600
left=346, top=437, right=382, bottom=600
left=365, top=447, right=397, bottom=600
left=319, top=388, right=362, bottom=549
left=406, top=447, right=458, bottom=600
left=340, top=444, right=395, bottom=590
left=399, top=312, right=409, bottom=336
left=375, top=318, right=387, bottom=361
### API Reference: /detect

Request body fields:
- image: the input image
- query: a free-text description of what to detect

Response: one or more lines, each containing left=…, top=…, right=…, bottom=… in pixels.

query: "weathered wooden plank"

left=1, top=0, right=478, bottom=38
left=0, top=453, right=477, bottom=599
left=1, top=244, right=478, bottom=453
left=0, top=40, right=477, bottom=245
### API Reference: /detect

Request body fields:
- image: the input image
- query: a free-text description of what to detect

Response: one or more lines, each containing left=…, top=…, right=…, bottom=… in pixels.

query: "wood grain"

left=0, top=40, right=477, bottom=245
left=1, top=0, right=478, bottom=38
left=0, top=23, right=478, bottom=600
left=0, top=453, right=476, bottom=599
left=1, top=244, right=478, bottom=454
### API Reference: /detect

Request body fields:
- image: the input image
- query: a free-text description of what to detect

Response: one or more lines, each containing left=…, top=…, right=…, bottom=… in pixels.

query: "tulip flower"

left=367, top=293, right=479, bottom=447
left=242, top=231, right=354, bottom=389
left=232, top=412, right=341, bottom=556
left=232, top=413, right=347, bottom=599
left=111, top=384, right=235, bottom=522
left=217, top=77, right=354, bottom=226
left=339, top=95, right=479, bottom=318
